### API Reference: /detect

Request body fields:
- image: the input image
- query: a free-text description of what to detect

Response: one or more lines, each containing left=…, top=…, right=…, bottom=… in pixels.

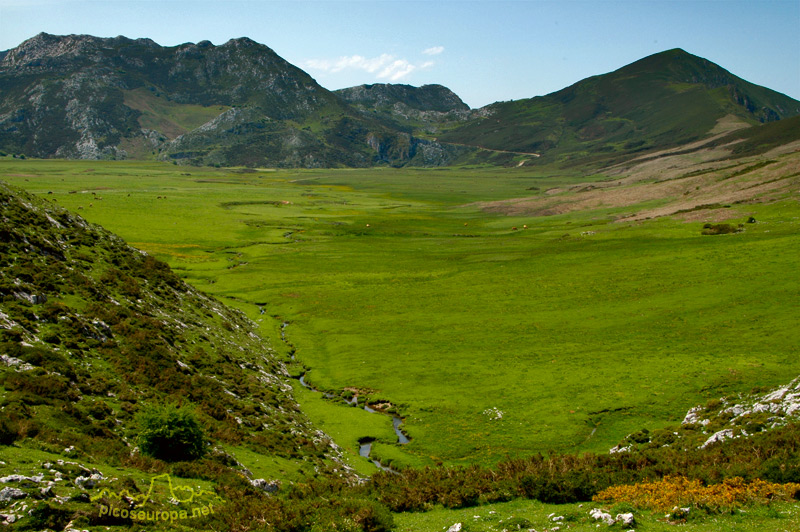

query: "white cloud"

left=422, top=46, right=445, bottom=56
left=305, top=54, right=393, bottom=74
left=304, top=52, right=432, bottom=81
left=303, top=58, right=334, bottom=71
left=379, top=59, right=416, bottom=81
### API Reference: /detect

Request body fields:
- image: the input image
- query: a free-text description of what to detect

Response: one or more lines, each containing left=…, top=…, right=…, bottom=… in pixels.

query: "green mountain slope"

left=2, top=37, right=797, bottom=170
left=0, top=180, right=360, bottom=515
left=440, top=48, right=800, bottom=166
left=0, top=34, right=468, bottom=167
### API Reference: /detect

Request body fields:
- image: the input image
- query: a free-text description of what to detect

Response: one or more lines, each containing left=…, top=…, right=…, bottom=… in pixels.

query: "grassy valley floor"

left=3, top=158, right=799, bottom=475
left=393, top=497, right=800, bottom=532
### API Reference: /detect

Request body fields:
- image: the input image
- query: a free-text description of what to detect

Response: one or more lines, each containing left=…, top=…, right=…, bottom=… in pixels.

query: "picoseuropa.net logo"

left=91, top=473, right=225, bottom=523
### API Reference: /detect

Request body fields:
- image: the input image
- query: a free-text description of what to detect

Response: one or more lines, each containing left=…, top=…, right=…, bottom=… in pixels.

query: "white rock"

left=446, top=523, right=462, bottom=532
left=764, top=387, right=789, bottom=402
left=589, top=508, right=615, bottom=525
left=250, top=478, right=280, bottom=493
left=616, top=512, right=635, bottom=526
left=682, top=406, right=702, bottom=424
left=74, top=475, right=100, bottom=489
left=700, top=428, right=735, bottom=449
left=0, top=488, right=26, bottom=501
left=0, top=354, right=35, bottom=371
left=1, top=513, right=20, bottom=524
left=724, top=404, right=745, bottom=416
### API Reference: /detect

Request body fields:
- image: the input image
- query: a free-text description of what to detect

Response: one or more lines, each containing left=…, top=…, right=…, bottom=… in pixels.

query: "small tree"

left=137, top=403, right=205, bottom=461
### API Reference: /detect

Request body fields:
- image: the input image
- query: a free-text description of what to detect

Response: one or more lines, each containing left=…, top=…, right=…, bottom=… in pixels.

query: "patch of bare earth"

left=474, top=141, right=800, bottom=222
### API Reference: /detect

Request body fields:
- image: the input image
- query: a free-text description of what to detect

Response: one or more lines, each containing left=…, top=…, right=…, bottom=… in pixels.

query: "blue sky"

left=1, top=0, right=798, bottom=108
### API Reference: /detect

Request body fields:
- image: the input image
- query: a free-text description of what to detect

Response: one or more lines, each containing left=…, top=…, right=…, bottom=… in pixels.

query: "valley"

left=2, top=33, right=800, bottom=531
left=4, top=146, right=798, bottom=474
left=2, top=146, right=800, bottom=530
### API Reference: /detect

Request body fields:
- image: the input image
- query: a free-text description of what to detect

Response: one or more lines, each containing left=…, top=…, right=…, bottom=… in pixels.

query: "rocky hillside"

left=0, top=33, right=469, bottom=167
left=336, top=83, right=469, bottom=114
left=0, top=180, right=354, bottom=506
left=335, top=83, right=473, bottom=135
left=610, top=375, right=800, bottom=461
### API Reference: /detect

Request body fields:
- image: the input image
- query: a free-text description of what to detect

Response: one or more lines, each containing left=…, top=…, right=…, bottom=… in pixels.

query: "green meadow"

left=392, top=497, right=800, bottom=532
left=4, top=159, right=799, bottom=472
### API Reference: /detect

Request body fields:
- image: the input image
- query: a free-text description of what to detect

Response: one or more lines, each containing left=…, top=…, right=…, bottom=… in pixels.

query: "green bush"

left=0, top=417, right=19, bottom=445
left=302, top=498, right=394, bottom=532
left=701, top=223, right=741, bottom=235
left=15, top=502, right=72, bottom=530
left=137, top=403, right=206, bottom=461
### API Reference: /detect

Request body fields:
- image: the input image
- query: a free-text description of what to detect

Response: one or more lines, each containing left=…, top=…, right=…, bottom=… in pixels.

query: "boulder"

left=0, top=487, right=26, bottom=501
left=250, top=478, right=280, bottom=493
left=589, top=508, right=615, bottom=525
left=616, top=512, right=635, bottom=526
left=73, top=473, right=102, bottom=489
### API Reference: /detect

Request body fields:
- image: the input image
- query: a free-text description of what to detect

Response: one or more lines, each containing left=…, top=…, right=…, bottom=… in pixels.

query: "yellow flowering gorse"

left=593, top=476, right=800, bottom=512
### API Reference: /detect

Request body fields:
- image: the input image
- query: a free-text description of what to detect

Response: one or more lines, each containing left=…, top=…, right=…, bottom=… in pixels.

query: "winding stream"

left=358, top=439, right=395, bottom=473
left=280, top=321, right=408, bottom=472
left=362, top=402, right=410, bottom=444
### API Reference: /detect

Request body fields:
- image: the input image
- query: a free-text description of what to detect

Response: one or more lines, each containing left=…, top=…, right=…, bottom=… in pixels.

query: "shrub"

left=3, top=371, right=73, bottom=402
left=701, top=223, right=741, bottom=235
left=0, top=417, right=19, bottom=445
left=303, top=498, right=394, bottom=532
left=593, top=476, right=800, bottom=513
left=760, top=457, right=800, bottom=484
left=504, top=516, right=532, bottom=529
left=137, top=403, right=206, bottom=462
left=15, top=502, right=72, bottom=530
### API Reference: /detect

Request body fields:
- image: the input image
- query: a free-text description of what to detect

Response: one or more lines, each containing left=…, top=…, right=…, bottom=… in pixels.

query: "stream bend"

left=280, top=321, right=407, bottom=472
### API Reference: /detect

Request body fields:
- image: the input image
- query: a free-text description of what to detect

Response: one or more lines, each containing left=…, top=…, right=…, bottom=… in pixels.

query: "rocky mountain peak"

left=222, top=36, right=261, bottom=48
left=0, top=33, right=467, bottom=167
left=1, top=33, right=158, bottom=69
left=1, top=33, right=91, bottom=66
left=336, top=83, right=470, bottom=113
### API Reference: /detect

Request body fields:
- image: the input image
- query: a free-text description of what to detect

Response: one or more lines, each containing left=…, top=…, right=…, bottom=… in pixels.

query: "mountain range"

left=1, top=33, right=798, bottom=168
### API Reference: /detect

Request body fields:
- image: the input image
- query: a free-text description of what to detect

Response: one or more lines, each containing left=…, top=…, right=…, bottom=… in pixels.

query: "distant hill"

left=335, top=83, right=473, bottom=135
left=439, top=48, right=800, bottom=166
left=0, top=33, right=469, bottom=167
left=336, top=83, right=469, bottom=114
left=1, top=37, right=798, bottom=169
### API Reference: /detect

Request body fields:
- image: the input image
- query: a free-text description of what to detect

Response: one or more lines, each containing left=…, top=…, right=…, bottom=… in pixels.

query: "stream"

left=280, top=322, right=408, bottom=472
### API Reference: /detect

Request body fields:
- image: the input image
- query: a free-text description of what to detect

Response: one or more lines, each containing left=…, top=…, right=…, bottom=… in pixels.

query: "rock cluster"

left=610, top=375, right=800, bottom=453
left=589, top=508, right=635, bottom=527
left=687, top=376, right=800, bottom=449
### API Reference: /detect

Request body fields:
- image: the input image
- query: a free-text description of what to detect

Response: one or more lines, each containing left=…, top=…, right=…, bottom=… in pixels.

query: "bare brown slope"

left=475, top=125, right=800, bottom=222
